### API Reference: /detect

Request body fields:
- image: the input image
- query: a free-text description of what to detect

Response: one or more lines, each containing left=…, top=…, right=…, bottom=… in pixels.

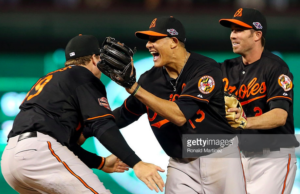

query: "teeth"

left=150, top=51, right=158, bottom=54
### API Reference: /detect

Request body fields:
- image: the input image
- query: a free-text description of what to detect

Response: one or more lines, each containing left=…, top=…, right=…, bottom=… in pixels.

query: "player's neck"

left=242, top=46, right=264, bottom=65
left=165, top=49, right=190, bottom=79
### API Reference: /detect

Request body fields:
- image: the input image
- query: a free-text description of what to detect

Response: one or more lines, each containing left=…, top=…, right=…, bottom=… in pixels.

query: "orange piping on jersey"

left=124, top=99, right=143, bottom=116
left=47, top=141, right=98, bottom=194
left=267, top=96, right=292, bottom=103
left=97, top=157, right=105, bottom=170
left=239, top=147, right=247, bottom=194
left=281, top=154, right=291, bottom=194
left=151, top=119, right=169, bottom=128
left=179, top=95, right=209, bottom=103
left=240, top=94, right=267, bottom=106
left=47, top=66, right=72, bottom=75
left=188, top=120, right=196, bottom=129
left=86, top=114, right=115, bottom=121
left=76, top=122, right=82, bottom=131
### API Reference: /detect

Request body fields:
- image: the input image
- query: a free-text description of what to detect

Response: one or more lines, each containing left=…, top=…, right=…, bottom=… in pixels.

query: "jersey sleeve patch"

left=278, top=74, right=293, bottom=91
left=198, top=75, right=215, bottom=94
left=98, top=97, right=111, bottom=111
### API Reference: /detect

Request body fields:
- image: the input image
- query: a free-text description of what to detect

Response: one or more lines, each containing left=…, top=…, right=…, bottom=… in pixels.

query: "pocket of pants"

left=14, top=149, right=37, bottom=160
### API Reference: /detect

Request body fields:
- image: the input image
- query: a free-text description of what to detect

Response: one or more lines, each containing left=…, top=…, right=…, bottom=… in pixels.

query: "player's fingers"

left=228, top=107, right=239, bottom=112
left=155, top=166, right=165, bottom=172
left=147, top=178, right=159, bottom=193
left=141, top=178, right=153, bottom=191
left=153, top=174, right=164, bottom=192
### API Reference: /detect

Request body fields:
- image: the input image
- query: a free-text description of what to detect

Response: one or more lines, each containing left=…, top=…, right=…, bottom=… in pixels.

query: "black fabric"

left=220, top=50, right=299, bottom=151
left=135, top=16, right=186, bottom=43
left=99, top=125, right=141, bottom=168
left=269, top=99, right=289, bottom=112
left=113, top=107, right=139, bottom=129
left=65, top=35, right=100, bottom=60
left=115, top=52, right=236, bottom=158
left=68, top=143, right=104, bottom=169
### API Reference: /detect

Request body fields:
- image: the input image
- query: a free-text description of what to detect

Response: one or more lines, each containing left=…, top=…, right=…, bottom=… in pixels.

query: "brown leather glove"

left=224, top=92, right=247, bottom=129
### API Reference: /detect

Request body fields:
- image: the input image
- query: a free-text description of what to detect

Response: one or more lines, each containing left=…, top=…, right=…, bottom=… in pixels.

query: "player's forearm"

left=128, top=83, right=186, bottom=126
left=245, top=108, right=287, bottom=130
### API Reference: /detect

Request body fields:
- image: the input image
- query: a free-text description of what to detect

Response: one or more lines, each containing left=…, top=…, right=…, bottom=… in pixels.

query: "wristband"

left=99, top=157, right=106, bottom=170
left=132, top=84, right=141, bottom=96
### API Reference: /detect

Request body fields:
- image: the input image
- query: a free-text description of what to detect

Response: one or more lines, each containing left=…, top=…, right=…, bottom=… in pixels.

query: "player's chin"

left=153, top=61, right=164, bottom=68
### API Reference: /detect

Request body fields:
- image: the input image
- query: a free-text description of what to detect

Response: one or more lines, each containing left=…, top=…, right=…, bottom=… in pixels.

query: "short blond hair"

left=65, top=55, right=92, bottom=67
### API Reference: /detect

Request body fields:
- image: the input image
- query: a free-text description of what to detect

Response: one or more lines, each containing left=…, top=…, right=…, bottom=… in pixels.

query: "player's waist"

left=242, top=147, right=296, bottom=158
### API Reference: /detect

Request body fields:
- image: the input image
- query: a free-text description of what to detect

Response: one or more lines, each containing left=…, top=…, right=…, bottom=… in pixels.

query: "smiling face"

left=230, top=24, right=256, bottom=55
left=146, top=36, right=173, bottom=68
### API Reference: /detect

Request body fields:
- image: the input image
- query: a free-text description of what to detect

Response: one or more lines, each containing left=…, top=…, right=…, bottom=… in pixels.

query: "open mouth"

left=150, top=51, right=160, bottom=62
left=232, top=42, right=240, bottom=47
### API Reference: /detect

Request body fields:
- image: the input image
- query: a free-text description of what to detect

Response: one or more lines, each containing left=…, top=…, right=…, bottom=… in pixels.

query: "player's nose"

left=146, top=41, right=153, bottom=49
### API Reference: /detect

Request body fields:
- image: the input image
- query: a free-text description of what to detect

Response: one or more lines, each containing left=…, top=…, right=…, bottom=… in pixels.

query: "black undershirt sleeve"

left=68, top=143, right=105, bottom=169
left=86, top=118, right=141, bottom=168
left=269, top=99, right=289, bottom=112
left=113, top=107, right=139, bottom=129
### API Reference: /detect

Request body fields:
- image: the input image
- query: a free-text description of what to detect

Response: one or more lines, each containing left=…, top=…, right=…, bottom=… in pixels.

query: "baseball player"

left=219, top=8, right=299, bottom=194
left=1, top=35, right=165, bottom=194
left=99, top=16, right=247, bottom=194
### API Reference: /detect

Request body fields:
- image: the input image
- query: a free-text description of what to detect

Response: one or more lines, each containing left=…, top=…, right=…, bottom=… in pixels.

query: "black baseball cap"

left=135, top=16, right=186, bottom=43
left=65, top=34, right=100, bottom=61
left=219, top=8, right=267, bottom=36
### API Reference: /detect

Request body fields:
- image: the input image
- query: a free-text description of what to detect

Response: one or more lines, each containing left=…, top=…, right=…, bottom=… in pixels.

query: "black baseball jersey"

left=114, top=52, right=236, bottom=158
left=220, top=50, right=299, bottom=151
left=9, top=66, right=115, bottom=168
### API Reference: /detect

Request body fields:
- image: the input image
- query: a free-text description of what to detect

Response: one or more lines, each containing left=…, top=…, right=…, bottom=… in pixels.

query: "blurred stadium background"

left=0, top=0, right=300, bottom=193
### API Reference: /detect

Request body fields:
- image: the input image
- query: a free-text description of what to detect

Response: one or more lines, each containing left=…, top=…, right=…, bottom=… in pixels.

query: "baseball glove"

left=97, top=37, right=136, bottom=88
left=224, top=92, right=247, bottom=129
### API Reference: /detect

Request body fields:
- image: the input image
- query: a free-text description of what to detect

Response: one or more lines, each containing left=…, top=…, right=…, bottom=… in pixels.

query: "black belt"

left=18, top=131, right=37, bottom=142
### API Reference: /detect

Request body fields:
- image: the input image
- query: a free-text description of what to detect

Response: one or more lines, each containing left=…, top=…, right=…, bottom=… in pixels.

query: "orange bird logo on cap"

left=149, top=18, right=157, bottom=28
left=234, top=8, right=243, bottom=17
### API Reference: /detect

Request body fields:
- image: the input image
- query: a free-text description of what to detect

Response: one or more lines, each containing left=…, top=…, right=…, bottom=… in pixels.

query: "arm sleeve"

left=266, top=64, right=293, bottom=104
left=113, top=95, right=147, bottom=129
left=269, top=99, right=289, bottom=112
left=175, top=64, right=223, bottom=120
left=86, top=118, right=141, bottom=168
left=68, top=143, right=106, bottom=169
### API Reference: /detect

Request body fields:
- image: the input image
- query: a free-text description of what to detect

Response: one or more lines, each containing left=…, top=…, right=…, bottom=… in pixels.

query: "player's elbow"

left=174, top=117, right=187, bottom=126
left=278, top=117, right=286, bottom=126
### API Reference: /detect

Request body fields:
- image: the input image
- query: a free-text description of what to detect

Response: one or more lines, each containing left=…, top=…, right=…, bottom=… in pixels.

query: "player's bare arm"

left=127, top=82, right=186, bottom=126
left=229, top=107, right=288, bottom=130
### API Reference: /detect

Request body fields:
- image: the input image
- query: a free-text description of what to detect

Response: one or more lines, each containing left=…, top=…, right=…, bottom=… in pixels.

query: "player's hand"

left=133, top=161, right=165, bottom=193
left=77, top=133, right=86, bottom=146
left=227, top=107, right=241, bottom=120
left=102, top=154, right=129, bottom=173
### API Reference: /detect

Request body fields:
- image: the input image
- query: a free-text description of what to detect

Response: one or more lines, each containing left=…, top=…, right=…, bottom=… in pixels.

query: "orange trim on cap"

left=86, top=114, right=115, bottom=121
left=219, top=19, right=253, bottom=28
left=267, top=96, right=292, bottom=103
left=281, top=154, right=291, bottom=194
left=47, top=141, right=98, bottom=194
left=135, top=31, right=168, bottom=37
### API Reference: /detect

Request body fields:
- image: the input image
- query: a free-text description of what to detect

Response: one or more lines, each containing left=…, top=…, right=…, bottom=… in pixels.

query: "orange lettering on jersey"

left=223, top=77, right=266, bottom=101
left=254, top=107, right=262, bottom=116
left=27, top=75, right=53, bottom=101
left=189, top=119, right=196, bottom=129
left=146, top=106, right=157, bottom=122
left=195, top=109, right=205, bottom=122
left=234, top=8, right=243, bottom=17
left=151, top=119, right=169, bottom=128
left=47, top=66, right=72, bottom=75
left=149, top=18, right=157, bottom=28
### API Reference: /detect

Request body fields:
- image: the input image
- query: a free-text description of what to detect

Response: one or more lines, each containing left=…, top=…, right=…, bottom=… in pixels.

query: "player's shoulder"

left=188, top=52, right=220, bottom=71
left=261, top=50, right=289, bottom=69
left=219, top=56, right=241, bottom=68
left=138, top=66, right=162, bottom=85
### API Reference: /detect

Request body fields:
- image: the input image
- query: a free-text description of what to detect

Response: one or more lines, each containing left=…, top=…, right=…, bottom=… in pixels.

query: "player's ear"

left=170, top=37, right=179, bottom=49
left=91, top=54, right=99, bottom=66
left=254, top=31, right=263, bottom=42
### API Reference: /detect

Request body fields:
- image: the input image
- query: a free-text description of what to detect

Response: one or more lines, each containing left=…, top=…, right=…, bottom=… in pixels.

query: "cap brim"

left=219, top=19, right=253, bottom=29
left=135, top=31, right=168, bottom=40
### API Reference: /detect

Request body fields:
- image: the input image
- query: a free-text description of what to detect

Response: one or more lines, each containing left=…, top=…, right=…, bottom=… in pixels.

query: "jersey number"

left=25, top=75, right=53, bottom=101
left=189, top=109, right=205, bottom=129
left=254, top=107, right=262, bottom=116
